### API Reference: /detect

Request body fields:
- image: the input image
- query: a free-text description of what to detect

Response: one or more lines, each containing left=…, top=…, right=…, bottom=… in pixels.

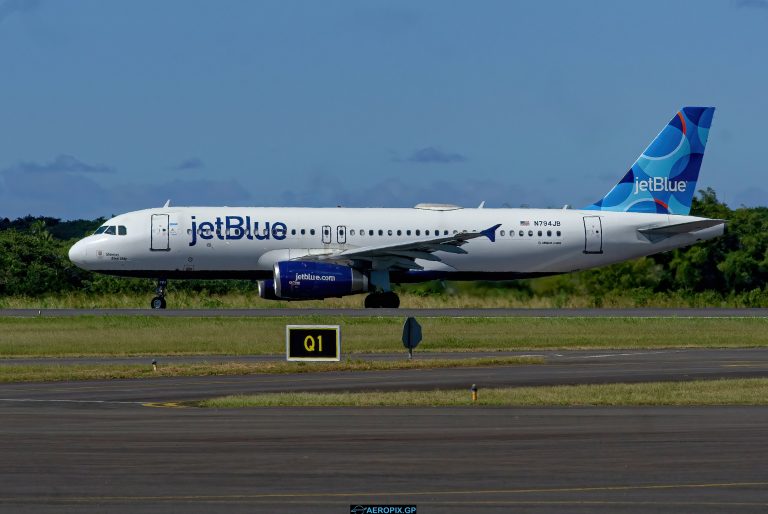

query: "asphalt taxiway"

left=1, top=348, right=767, bottom=513
left=1, top=349, right=768, bottom=403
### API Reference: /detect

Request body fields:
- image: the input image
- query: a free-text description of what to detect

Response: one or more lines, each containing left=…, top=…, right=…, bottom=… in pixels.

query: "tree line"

left=1, top=189, right=766, bottom=305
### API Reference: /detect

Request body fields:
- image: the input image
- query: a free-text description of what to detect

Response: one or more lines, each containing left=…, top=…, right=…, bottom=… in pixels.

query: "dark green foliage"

left=1, top=190, right=768, bottom=305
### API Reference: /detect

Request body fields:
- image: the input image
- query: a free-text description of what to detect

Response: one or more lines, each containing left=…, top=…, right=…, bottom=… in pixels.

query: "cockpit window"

left=104, top=226, right=116, bottom=235
left=118, top=226, right=127, bottom=236
left=94, top=226, right=108, bottom=235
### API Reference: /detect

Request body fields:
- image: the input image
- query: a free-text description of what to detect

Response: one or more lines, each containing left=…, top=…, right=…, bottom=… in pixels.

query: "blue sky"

left=1, top=0, right=767, bottom=219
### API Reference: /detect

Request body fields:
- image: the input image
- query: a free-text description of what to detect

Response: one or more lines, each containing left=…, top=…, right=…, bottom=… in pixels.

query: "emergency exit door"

left=583, top=216, right=603, bottom=254
left=336, top=225, right=346, bottom=244
left=151, top=214, right=170, bottom=251
left=322, top=225, right=332, bottom=244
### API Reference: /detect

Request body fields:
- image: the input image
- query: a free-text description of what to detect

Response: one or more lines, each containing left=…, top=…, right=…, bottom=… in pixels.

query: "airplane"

left=69, top=106, right=724, bottom=309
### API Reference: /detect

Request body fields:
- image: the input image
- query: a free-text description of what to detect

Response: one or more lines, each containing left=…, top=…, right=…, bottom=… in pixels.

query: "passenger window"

left=519, top=230, right=524, bottom=237
left=387, top=229, right=393, bottom=236
left=557, top=230, right=562, bottom=237
left=310, top=229, right=315, bottom=235
left=528, top=230, right=533, bottom=236
left=453, top=230, right=458, bottom=235
left=369, top=230, right=374, bottom=236
left=547, top=230, right=552, bottom=237
left=425, top=230, right=430, bottom=236
left=538, top=230, right=542, bottom=236
left=291, top=229, right=296, bottom=235
left=444, top=230, right=449, bottom=235
left=406, top=230, right=412, bottom=236
left=350, top=229, right=355, bottom=236
left=104, top=226, right=116, bottom=235
left=118, top=226, right=127, bottom=236
left=415, top=230, right=421, bottom=236
left=500, top=230, right=505, bottom=236
left=396, top=230, right=402, bottom=236
left=378, top=230, right=383, bottom=236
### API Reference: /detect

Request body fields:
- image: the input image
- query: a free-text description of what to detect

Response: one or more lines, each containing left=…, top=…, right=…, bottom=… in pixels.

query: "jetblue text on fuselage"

left=634, top=177, right=686, bottom=194
left=189, top=216, right=287, bottom=247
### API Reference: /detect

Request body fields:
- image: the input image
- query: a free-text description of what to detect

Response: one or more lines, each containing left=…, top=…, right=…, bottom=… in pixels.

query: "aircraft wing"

left=297, top=223, right=501, bottom=270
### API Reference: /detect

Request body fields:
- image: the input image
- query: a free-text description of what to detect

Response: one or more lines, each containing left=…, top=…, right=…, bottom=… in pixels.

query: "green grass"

left=0, top=316, right=767, bottom=357
left=198, top=378, right=768, bottom=408
left=0, top=356, right=541, bottom=383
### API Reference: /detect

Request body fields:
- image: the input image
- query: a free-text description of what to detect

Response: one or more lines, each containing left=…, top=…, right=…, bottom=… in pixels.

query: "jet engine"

left=257, top=279, right=281, bottom=300
left=272, top=261, right=369, bottom=299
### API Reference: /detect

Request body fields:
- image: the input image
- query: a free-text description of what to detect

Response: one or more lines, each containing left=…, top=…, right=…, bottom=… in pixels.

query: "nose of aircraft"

left=68, top=240, right=87, bottom=267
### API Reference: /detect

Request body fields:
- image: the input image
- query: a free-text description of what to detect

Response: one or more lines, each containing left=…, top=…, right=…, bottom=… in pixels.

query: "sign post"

left=402, top=317, right=423, bottom=359
left=286, top=325, right=341, bottom=361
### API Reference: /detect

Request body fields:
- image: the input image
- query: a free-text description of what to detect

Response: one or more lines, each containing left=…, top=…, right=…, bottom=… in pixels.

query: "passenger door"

left=583, top=216, right=603, bottom=254
left=151, top=214, right=170, bottom=251
left=336, top=225, right=347, bottom=245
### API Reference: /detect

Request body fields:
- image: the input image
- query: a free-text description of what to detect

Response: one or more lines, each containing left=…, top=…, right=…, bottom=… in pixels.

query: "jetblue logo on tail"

left=584, top=106, right=715, bottom=216
left=634, top=177, right=686, bottom=194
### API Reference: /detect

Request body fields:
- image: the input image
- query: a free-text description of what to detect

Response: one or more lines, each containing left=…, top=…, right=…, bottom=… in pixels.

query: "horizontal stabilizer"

left=638, top=219, right=725, bottom=236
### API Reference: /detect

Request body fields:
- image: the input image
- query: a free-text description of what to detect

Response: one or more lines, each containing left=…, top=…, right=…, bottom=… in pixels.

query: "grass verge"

left=0, top=356, right=541, bottom=383
left=198, top=378, right=768, bottom=408
left=1, top=317, right=767, bottom=357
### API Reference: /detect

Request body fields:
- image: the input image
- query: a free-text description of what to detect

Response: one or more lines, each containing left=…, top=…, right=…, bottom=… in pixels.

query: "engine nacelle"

left=257, top=279, right=281, bottom=301
left=273, top=261, right=369, bottom=300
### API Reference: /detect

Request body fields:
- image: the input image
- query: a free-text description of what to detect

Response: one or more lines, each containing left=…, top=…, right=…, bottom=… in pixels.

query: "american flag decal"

left=519, top=220, right=530, bottom=226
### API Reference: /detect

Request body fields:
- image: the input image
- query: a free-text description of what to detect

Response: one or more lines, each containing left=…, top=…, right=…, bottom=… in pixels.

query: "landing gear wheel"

left=364, top=292, right=400, bottom=309
left=151, top=278, right=168, bottom=309
left=381, top=291, right=400, bottom=308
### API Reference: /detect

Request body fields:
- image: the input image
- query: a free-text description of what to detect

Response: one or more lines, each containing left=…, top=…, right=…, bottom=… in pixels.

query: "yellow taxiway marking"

left=2, top=481, right=767, bottom=503
left=142, top=401, right=188, bottom=409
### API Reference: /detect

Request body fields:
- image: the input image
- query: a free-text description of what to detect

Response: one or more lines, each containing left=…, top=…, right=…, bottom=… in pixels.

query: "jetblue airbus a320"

left=69, top=107, right=724, bottom=308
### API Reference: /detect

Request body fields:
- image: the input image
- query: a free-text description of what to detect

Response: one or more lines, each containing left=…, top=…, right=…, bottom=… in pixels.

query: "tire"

left=381, top=292, right=400, bottom=309
left=364, top=294, right=380, bottom=308
left=151, top=297, right=167, bottom=309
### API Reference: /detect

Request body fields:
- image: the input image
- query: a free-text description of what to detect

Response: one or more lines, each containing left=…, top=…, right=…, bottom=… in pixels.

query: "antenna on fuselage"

left=163, top=199, right=171, bottom=208
left=478, top=201, right=485, bottom=209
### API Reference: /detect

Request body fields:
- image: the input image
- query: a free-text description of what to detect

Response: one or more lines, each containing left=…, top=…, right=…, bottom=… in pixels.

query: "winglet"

left=481, top=223, right=502, bottom=242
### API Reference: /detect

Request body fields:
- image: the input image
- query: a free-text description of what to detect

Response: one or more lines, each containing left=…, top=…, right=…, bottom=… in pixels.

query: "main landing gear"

left=364, top=291, right=400, bottom=309
left=150, top=279, right=167, bottom=309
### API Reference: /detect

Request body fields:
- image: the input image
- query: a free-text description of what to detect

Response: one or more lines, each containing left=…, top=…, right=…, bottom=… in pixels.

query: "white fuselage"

left=68, top=206, right=724, bottom=281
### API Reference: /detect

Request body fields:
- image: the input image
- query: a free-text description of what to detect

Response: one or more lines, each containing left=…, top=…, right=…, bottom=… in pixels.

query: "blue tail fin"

left=584, top=106, right=715, bottom=215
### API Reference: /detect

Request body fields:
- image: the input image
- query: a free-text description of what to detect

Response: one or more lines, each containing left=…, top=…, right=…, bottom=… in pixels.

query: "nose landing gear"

left=150, top=279, right=167, bottom=309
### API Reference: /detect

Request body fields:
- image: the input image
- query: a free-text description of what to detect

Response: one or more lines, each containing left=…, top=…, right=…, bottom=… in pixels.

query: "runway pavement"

left=2, top=349, right=768, bottom=512
left=2, top=307, right=768, bottom=317
left=1, top=404, right=766, bottom=513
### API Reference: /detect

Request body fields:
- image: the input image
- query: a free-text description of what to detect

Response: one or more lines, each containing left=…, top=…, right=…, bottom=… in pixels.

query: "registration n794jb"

left=69, top=107, right=724, bottom=308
